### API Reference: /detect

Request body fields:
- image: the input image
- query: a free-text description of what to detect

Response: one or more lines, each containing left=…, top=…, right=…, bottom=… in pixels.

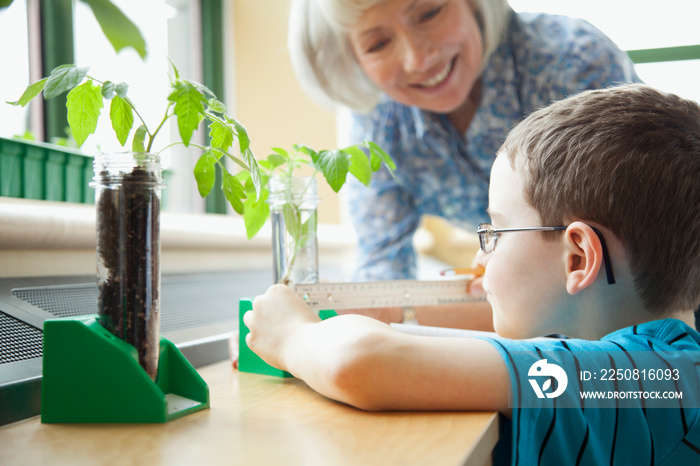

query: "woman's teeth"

left=419, top=61, right=452, bottom=88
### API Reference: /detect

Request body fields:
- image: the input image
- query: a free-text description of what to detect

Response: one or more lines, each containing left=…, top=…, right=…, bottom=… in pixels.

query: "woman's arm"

left=244, top=284, right=510, bottom=414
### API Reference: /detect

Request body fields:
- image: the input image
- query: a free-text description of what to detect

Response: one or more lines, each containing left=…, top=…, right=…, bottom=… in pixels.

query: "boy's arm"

left=244, top=284, right=511, bottom=414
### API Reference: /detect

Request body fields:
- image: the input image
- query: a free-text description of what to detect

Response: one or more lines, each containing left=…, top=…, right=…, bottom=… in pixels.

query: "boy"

left=243, top=84, right=700, bottom=464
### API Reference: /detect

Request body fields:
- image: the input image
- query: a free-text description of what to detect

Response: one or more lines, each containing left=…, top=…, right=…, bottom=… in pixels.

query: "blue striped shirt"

left=479, top=319, right=700, bottom=465
left=344, top=11, right=640, bottom=280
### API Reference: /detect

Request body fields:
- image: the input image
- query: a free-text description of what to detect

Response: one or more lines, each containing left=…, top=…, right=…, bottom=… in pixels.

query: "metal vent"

left=0, top=312, right=43, bottom=364
left=11, top=271, right=268, bottom=334
left=13, top=284, right=97, bottom=318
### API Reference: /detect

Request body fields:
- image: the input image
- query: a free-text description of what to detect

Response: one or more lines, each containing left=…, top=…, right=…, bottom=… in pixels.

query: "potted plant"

left=8, top=62, right=397, bottom=378
left=8, top=62, right=262, bottom=380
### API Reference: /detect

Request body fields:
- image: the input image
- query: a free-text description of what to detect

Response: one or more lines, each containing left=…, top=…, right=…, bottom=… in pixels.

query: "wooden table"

left=0, top=360, right=499, bottom=465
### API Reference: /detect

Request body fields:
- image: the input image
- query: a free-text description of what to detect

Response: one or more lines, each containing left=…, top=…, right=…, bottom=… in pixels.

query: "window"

left=508, top=0, right=700, bottom=103
left=0, top=0, right=228, bottom=213
left=0, top=0, right=31, bottom=139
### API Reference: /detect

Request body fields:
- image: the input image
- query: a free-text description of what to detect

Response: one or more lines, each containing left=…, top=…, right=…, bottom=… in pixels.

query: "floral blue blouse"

left=344, top=11, right=641, bottom=280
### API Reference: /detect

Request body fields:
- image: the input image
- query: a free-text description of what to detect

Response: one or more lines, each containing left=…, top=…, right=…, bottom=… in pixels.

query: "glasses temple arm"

left=589, top=226, right=616, bottom=285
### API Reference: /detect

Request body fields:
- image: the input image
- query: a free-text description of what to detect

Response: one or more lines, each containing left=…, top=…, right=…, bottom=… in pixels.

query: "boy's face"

left=479, top=154, right=570, bottom=339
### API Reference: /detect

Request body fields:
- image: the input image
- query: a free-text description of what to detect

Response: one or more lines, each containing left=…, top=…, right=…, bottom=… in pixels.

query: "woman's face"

left=348, top=0, right=483, bottom=113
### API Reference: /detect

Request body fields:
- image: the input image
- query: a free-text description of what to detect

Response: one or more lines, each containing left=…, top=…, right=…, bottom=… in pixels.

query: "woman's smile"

left=413, top=57, right=456, bottom=89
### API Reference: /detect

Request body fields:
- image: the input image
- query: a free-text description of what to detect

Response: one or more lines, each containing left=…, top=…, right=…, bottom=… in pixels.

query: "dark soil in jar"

left=95, top=165, right=160, bottom=381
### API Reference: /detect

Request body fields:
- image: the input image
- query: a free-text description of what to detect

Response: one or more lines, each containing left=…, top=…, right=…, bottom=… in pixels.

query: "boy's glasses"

left=476, top=223, right=616, bottom=285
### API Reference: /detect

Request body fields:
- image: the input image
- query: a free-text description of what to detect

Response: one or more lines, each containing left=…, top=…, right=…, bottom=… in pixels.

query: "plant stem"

left=125, top=96, right=151, bottom=137
left=146, top=105, right=173, bottom=153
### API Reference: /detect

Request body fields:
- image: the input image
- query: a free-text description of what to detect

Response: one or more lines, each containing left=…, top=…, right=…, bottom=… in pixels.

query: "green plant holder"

left=0, top=138, right=23, bottom=197
left=238, top=298, right=337, bottom=377
left=65, top=153, right=87, bottom=203
left=45, top=151, right=67, bottom=202
left=41, top=315, right=209, bottom=423
left=23, top=145, right=46, bottom=200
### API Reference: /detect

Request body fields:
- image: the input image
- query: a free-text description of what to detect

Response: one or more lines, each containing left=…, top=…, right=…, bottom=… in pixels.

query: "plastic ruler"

left=292, top=278, right=484, bottom=312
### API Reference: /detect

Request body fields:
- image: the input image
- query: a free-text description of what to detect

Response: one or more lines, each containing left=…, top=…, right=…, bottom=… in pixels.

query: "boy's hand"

left=228, top=331, right=239, bottom=369
left=243, top=284, right=321, bottom=371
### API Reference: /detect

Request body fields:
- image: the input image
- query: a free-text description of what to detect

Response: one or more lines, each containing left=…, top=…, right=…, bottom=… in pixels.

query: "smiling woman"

left=346, top=0, right=484, bottom=130
left=288, top=0, right=640, bottom=291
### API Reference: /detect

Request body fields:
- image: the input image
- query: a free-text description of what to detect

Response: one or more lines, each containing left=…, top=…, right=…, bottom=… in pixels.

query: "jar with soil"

left=92, top=152, right=163, bottom=381
left=268, top=176, right=320, bottom=285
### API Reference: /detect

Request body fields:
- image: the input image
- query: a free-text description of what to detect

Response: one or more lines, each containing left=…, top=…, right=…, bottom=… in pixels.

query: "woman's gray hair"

left=288, top=0, right=512, bottom=112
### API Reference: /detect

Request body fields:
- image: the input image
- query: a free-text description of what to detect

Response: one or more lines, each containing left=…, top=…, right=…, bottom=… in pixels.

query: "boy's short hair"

left=287, top=0, right=512, bottom=112
left=500, top=84, right=700, bottom=315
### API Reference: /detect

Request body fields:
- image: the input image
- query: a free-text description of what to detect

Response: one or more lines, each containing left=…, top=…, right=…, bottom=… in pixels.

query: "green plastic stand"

left=238, top=299, right=337, bottom=377
left=41, top=315, right=210, bottom=423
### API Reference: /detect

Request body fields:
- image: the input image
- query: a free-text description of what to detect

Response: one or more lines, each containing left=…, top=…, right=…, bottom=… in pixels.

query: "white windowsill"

left=0, top=198, right=357, bottom=278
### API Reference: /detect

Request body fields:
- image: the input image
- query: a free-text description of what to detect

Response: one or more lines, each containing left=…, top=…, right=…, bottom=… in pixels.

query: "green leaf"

left=235, top=170, right=251, bottom=186
left=242, top=148, right=263, bottom=199
left=271, top=147, right=290, bottom=158
left=193, top=151, right=217, bottom=197
left=109, top=95, right=134, bottom=146
left=114, top=82, right=128, bottom=98
left=368, top=141, right=396, bottom=171
left=343, top=145, right=372, bottom=186
left=297, top=210, right=318, bottom=249
left=207, top=98, right=226, bottom=114
left=44, top=65, right=90, bottom=99
left=101, top=81, right=116, bottom=99
left=81, top=0, right=147, bottom=59
left=266, top=153, right=287, bottom=171
left=101, top=81, right=127, bottom=100
left=237, top=171, right=269, bottom=197
left=66, top=80, right=104, bottom=146
left=315, top=149, right=350, bottom=192
left=293, top=144, right=319, bottom=164
left=243, top=189, right=270, bottom=239
left=283, top=204, right=302, bottom=244
left=232, top=118, right=250, bottom=153
left=14, top=130, right=36, bottom=141
left=209, top=119, right=234, bottom=152
left=193, top=81, right=217, bottom=101
left=222, top=172, right=246, bottom=215
left=7, top=78, right=47, bottom=107
left=168, top=81, right=207, bottom=146
left=169, top=58, right=180, bottom=80
left=132, top=124, right=147, bottom=152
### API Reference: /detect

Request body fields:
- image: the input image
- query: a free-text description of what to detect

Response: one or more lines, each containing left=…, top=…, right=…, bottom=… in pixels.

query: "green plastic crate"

left=0, top=137, right=93, bottom=203
left=23, top=144, right=46, bottom=200
left=0, top=138, right=23, bottom=198
left=65, top=153, right=86, bottom=203
left=0, top=137, right=172, bottom=206
left=45, top=150, right=68, bottom=202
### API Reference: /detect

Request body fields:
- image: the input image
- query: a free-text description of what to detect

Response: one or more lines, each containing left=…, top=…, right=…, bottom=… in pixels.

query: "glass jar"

left=91, top=152, right=163, bottom=381
left=268, top=176, right=320, bottom=285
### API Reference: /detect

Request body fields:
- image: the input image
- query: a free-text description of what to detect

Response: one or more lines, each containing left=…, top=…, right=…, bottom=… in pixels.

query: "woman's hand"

left=467, top=275, right=485, bottom=297
left=466, top=257, right=487, bottom=298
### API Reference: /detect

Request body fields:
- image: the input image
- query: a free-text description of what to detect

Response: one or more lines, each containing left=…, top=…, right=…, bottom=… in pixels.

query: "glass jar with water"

left=267, top=175, right=320, bottom=285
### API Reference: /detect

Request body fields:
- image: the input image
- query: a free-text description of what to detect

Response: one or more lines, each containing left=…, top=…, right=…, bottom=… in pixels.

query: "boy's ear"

left=563, top=222, right=605, bottom=295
